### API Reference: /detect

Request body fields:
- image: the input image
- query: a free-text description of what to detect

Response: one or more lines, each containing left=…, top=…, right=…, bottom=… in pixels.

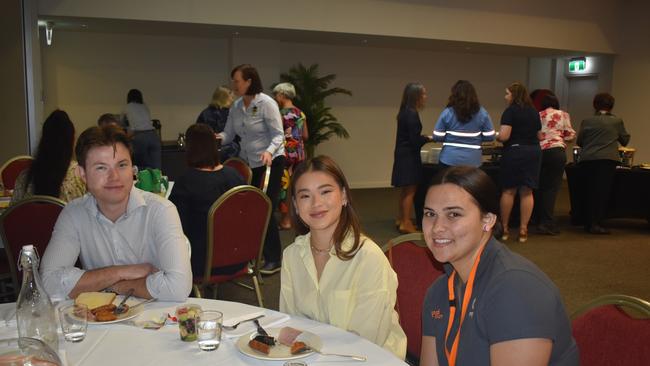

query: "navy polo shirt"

left=421, top=237, right=578, bottom=365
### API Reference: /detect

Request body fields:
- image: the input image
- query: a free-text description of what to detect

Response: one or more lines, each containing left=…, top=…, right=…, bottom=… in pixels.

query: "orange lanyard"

left=444, top=244, right=486, bottom=366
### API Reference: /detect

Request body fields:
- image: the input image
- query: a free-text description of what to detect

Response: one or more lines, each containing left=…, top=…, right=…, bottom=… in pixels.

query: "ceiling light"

left=46, top=22, right=54, bottom=46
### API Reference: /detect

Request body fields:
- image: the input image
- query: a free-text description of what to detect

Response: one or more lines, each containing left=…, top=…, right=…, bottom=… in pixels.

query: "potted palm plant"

left=279, top=63, right=352, bottom=157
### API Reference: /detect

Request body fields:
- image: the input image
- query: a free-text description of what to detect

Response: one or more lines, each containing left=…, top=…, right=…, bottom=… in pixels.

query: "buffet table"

left=565, top=163, right=650, bottom=224
left=161, top=141, right=187, bottom=182
left=0, top=298, right=407, bottom=366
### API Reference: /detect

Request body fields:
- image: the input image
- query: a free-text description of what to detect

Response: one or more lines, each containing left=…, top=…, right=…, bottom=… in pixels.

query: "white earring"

left=482, top=224, right=489, bottom=232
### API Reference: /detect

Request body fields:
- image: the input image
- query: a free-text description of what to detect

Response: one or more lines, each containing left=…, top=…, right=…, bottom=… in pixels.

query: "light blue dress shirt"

left=40, top=187, right=193, bottom=301
left=220, top=93, right=285, bottom=168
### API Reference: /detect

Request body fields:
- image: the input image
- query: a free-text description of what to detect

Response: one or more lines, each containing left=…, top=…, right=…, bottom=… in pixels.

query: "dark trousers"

left=251, top=155, right=286, bottom=263
left=133, top=130, right=162, bottom=169
left=534, top=147, right=566, bottom=226
left=579, top=159, right=617, bottom=228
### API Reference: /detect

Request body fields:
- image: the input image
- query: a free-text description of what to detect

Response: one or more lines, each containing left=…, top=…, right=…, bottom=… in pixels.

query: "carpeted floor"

left=218, top=181, right=650, bottom=317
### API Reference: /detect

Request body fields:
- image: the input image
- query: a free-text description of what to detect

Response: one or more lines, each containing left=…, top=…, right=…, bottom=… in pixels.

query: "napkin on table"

left=222, top=311, right=290, bottom=338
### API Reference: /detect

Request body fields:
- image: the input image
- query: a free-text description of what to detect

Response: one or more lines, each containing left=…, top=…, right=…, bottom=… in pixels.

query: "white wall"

left=42, top=30, right=230, bottom=139
left=38, top=0, right=615, bottom=54
left=42, top=30, right=526, bottom=187
left=0, top=0, right=30, bottom=163
left=610, top=1, right=650, bottom=164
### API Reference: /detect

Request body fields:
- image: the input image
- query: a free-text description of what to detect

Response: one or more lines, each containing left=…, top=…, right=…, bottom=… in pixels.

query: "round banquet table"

left=0, top=298, right=408, bottom=366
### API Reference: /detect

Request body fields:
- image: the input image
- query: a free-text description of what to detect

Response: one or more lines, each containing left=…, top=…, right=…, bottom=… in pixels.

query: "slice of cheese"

left=75, top=292, right=116, bottom=310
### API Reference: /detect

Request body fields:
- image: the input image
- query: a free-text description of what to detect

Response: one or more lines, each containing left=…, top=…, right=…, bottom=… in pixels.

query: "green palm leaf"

left=279, top=63, right=352, bottom=157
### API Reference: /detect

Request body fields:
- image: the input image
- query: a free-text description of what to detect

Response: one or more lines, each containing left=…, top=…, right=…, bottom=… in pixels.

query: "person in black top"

left=169, top=124, right=245, bottom=277
left=391, top=82, right=431, bottom=234
left=196, top=86, right=240, bottom=161
left=496, top=82, right=542, bottom=243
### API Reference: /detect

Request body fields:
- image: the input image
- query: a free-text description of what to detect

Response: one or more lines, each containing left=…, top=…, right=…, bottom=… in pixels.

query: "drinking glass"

left=197, top=310, right=222, bottom=351
left=58, top=304, right=88, bottom=343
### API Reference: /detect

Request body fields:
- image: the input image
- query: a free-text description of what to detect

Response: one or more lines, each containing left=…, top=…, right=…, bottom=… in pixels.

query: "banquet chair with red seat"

left=0, top=155, right=33, bottom=191
left=571, top=294, right=650, bottom=366
left=383, top=232, right=445, bottom=364
left=193, top=185, right=271, bottom=307
left=222, top=157, right=252, bottom=185
left=0, top=195, right=65, bottom=294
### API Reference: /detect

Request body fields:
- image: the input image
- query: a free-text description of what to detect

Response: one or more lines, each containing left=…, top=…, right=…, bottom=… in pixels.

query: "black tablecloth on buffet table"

left=565, top=163, right=650, bottom=225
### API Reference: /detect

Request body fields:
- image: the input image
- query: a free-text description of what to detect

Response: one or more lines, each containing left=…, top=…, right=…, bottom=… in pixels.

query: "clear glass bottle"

left=15, top=245, right=59, bottom=352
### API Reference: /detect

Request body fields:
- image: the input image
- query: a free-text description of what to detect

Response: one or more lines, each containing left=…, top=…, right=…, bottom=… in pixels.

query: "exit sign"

left=569, top=57, right=586, bottom=72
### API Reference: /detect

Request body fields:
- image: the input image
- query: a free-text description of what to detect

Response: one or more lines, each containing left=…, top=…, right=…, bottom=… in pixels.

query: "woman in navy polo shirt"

left=497, top=82, right=542, bottom=243
left=419, top=166, right=577, bottom=366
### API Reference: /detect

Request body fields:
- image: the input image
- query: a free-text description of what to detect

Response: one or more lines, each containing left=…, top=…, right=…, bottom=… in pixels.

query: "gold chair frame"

left=222, top=157, right=253, bottom=185
left=571, top=294, right=650, bottom=319
left=0, top=155, right=33, bottom=189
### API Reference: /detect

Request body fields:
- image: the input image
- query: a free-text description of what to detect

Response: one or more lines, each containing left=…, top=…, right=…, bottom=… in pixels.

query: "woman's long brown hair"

left=289, top=155, right=363, bottom=260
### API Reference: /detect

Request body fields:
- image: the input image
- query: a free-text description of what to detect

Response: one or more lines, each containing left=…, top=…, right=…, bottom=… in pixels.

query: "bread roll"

left=75, top=292, right=116, bottom=311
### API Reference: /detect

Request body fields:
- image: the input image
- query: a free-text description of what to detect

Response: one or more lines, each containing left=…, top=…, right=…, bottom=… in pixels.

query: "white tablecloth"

left=1, top=298, right=408, bottom=366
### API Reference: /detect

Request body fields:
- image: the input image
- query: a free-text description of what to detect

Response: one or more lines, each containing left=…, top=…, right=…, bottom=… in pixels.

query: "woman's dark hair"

left=593, top=92, right=615, bottom=112
left=507, top=82, right=534, bottom=108
left=289, top=155, right=363, bottom=261
left=127, top=89, right=144, bottom=104
left=97, top=113, right=119, bottom=126
left=541, top=94, right=560, bottom=110
left=231, top=64, right=263, bottom=95
left=398, top=82, right=425, bottom=118
left=429, top=166, right=499, bottom=216
left=185, top=123, right=220, bottom=168
left=27, top=110, right=75, bottom=197
left=447, top=80, right=480, bottom=123
left=530, top=89, right=555, bottom=111
left=75, top=125, right=133, bottom=168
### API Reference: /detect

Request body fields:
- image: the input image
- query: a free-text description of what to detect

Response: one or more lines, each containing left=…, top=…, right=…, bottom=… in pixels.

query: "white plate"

left=236, top=328, right=322, bottom=361
left=86, top=296, right=144, bottom=325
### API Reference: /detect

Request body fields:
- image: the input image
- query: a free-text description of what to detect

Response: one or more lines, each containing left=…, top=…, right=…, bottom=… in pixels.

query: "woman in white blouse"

left=219, top=64, right=286, bottom=274
left=279, top=155, right=407, bottom=359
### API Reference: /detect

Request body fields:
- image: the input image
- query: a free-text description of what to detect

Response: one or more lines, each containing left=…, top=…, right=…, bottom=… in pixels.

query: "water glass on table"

left=197, top=310, right=222, bottom=351
left=59, top=304, right=88, bottom=343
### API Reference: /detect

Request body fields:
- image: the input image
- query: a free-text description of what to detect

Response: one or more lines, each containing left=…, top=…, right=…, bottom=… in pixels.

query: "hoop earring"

left=483, top=224, right=489, bottom=232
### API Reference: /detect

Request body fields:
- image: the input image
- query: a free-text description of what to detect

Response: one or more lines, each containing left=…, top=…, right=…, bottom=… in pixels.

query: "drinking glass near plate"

left=197, top=310, right=223, bottom=351
left=59, top=304, right=88, bottom=343
left=175, top=304, right=223, bottom=351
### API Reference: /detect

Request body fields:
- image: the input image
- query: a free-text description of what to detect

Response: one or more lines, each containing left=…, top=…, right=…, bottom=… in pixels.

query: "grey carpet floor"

left=204, top=182, right=650, bottom=316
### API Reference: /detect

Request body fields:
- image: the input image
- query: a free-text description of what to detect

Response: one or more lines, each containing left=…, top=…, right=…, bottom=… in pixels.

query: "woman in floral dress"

left=535, top=93, right=575, bottom=234
left=273, top=82, right=308, bottom=230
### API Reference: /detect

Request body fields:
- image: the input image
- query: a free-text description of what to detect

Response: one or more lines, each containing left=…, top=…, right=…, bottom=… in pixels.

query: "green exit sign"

left=569, top=57, right=586, bottom=72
